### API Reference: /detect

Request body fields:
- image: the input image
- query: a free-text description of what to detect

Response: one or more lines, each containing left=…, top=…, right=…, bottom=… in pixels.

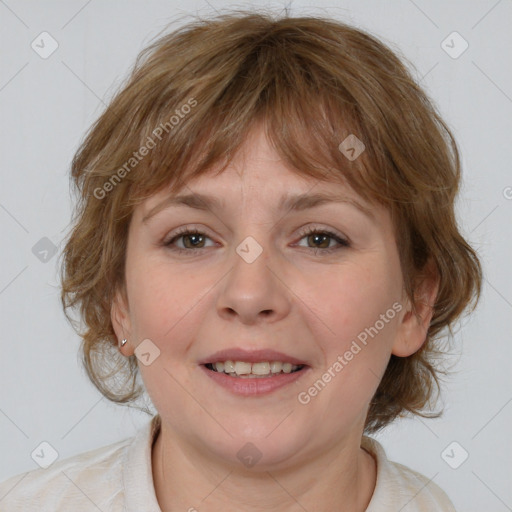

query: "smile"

left=205, top=360, right=304, bottom=377
left=200, top=362, right=309, bottom=396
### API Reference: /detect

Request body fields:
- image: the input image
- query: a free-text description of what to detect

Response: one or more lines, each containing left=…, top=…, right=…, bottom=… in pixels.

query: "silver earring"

left=121, top=339, right=127, bottom=347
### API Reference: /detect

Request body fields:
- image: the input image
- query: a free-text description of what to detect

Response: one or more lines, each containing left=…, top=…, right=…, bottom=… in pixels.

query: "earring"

left=121, top=339, right=128, bottom=347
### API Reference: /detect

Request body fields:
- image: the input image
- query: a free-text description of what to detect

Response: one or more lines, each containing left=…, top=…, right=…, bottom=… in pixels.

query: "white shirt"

left=0, top=414, right=456, bottom=511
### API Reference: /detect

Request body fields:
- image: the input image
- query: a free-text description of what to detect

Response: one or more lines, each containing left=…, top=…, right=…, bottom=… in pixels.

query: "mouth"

left=198, top=348, right=310, bottom=395
left=204, top=360, right=306, bottom=378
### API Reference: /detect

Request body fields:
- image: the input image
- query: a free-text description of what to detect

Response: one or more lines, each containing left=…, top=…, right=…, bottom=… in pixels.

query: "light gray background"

left=0, top=1, right=511, bottom=510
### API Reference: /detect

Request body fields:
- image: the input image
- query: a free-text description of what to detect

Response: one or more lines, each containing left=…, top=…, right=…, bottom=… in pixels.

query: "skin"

left=111, top=124, right=439, bottom=512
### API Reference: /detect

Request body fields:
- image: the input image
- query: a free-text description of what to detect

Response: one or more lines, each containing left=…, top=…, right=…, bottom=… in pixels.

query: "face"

left=112, top=125, right=424, bottom=470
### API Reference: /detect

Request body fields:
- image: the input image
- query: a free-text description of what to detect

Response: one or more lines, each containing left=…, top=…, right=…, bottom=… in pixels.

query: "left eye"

left=164, top=227, right=350, bottom=254
left=165, top=230, right=215, bottom=250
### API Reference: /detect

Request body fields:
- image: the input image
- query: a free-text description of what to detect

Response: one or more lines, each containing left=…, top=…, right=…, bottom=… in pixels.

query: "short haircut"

left=60, top=10, right=482, bottom=433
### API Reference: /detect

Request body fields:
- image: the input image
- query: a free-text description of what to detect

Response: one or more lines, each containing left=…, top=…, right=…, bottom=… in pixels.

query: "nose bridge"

left=230, top=200, right=278, bottom=268
left=216, top=228, right=290, bottom=324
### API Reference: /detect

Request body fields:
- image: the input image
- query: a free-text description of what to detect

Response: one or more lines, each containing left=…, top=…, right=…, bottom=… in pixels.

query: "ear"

left=392, top=258, right=440, bottom=357
left=111, top=285, right=135, bottom=356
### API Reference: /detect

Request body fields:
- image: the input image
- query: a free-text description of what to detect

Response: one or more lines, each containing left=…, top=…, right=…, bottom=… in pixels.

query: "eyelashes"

left=294, top=226, right=350, bottom=254
left=163, top=225, right=350, bottom=256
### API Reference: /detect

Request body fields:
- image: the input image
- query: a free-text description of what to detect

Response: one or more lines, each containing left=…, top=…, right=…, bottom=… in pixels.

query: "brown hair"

left=60, top=9, right=482, bottom=433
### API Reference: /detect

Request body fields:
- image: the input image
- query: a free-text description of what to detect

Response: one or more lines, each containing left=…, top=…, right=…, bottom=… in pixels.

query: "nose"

left=216, top=240, right=292, bottom=325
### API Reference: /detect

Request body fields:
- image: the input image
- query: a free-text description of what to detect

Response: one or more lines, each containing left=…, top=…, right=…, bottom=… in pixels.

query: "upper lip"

left=198, top=348, right=308, bottom=366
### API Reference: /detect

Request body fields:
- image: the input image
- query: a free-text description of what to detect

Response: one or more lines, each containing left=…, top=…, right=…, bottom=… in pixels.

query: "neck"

left=151, top=423, right=376, bottom=512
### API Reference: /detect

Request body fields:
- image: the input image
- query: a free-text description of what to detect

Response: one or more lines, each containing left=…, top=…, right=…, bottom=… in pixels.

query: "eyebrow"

left=142, top=191, right=374, bottom=224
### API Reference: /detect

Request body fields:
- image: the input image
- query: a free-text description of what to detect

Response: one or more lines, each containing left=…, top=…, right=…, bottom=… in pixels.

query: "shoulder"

left=362, top=436, right=457, bottom=512
left=0, top=435, right=132, bottom=511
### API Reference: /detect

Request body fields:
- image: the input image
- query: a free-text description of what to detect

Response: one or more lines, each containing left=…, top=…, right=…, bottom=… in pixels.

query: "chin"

left=196, top=423, right=307, bottom=471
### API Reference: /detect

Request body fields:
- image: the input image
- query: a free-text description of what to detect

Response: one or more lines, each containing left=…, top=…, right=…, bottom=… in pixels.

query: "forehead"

left=139, top=124, right=377, bottom=218
left=140, top=166, right=378, bottom=226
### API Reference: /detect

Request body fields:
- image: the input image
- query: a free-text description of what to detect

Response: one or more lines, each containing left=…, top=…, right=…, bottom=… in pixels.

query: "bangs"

left=118, top=23, right=393, bottom=209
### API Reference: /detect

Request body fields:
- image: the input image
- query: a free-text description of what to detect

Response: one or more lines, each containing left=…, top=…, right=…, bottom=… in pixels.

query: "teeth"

left=252, top=362, right=270, bottom=375
left=223, top=361, right=235, bottom=373
left=211, top=360, right=302, bottom=377
left=282, top=363, right=293, bottom=374
left=270, top=361, right=282, bottom=373
left=234, top=361, right=252, bottom=375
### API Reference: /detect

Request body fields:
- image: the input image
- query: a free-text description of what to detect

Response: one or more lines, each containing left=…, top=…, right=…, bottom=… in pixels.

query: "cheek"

left=310, top=262, right=399, bottom=343
left=125, top=255, right=204, bottom=341
left=302, top=266, right=401, bottom=417
left=301, top=264, right=402, bottom=407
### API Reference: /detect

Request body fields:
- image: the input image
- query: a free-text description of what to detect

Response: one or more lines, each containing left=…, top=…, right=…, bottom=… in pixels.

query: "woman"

left=0, top=10, right=481, bottom=511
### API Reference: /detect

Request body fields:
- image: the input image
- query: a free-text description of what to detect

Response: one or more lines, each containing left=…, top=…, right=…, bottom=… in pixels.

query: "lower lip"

left=200, top=365, right=309, bottom=396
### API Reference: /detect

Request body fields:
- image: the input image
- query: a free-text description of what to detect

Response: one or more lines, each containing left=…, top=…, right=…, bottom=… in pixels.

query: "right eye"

left=163, top=228, right=215, bottom=253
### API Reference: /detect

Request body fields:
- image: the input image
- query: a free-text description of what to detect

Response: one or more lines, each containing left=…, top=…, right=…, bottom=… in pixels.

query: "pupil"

left=310, top=234, right=328, bottom=248
left=186, top=234, right=203, bottom=248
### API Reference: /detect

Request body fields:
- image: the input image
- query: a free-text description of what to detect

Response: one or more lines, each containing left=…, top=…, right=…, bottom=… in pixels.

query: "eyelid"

left=296, top=224, right=350, bottom=245
left=163, top=223, right=351, bottom=255
left=163, top=223, right=347, bottom=243
left=162, top=224, right=216, bottom=246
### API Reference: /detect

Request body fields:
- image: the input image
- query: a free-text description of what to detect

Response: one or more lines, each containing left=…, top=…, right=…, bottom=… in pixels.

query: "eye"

left=163, top=225, right=350, bottom=255
left=163, top=226, right=215, bottom=253
left=294, top=226, right=350, bottom=255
